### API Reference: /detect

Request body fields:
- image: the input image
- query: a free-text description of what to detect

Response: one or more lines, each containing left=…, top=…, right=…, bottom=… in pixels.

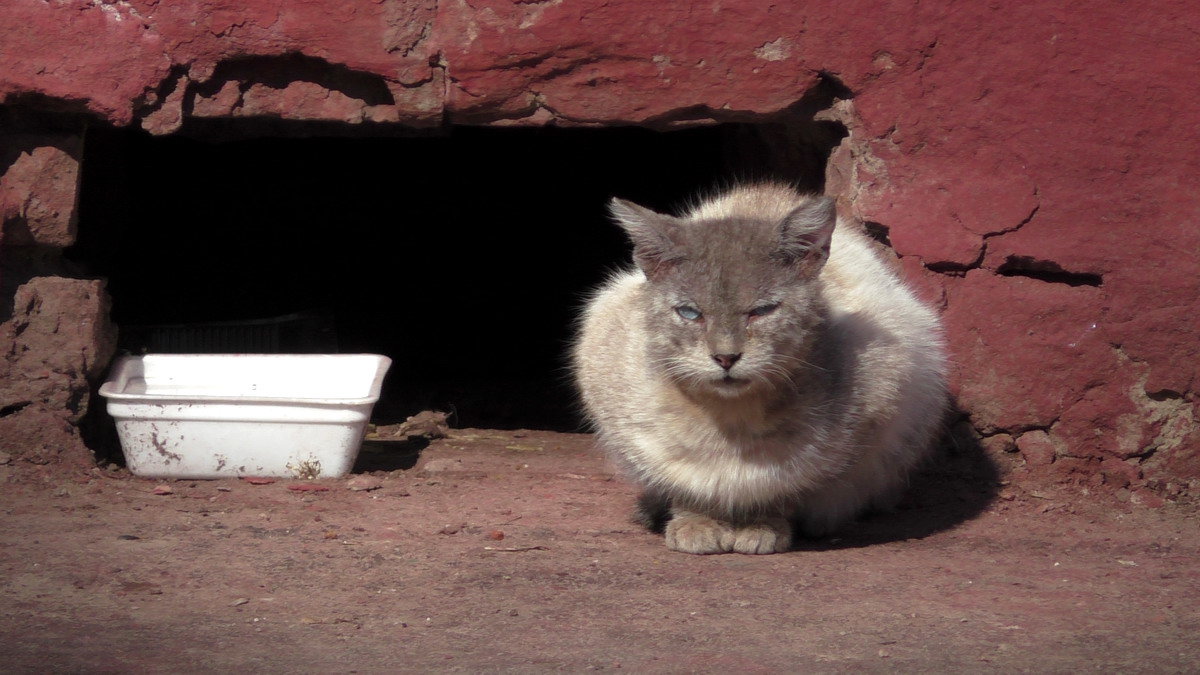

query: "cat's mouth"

left=714, top=374, right=751, bottom=389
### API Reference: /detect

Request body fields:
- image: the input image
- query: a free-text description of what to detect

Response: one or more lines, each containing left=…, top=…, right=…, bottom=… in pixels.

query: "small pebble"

left=347, top=476, right=383, bottom=491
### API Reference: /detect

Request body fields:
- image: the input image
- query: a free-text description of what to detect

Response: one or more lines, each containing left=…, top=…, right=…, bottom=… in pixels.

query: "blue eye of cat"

left=749, top=303, right=780, bottom=318
left=675, top=305, right=703, bottom=321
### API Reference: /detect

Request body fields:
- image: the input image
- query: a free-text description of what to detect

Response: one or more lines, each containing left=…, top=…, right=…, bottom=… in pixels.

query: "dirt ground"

left=1, top=427, right=1197, bottom=673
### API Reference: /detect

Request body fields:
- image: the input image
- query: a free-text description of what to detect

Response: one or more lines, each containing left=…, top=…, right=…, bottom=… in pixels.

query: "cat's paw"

left=727, top=519, right=792, bottom=554
left=664, top=512, right=734, bottom=554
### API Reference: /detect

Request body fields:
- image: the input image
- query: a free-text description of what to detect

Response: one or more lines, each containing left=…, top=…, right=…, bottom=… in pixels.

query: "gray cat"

left=573, top=184, right=947, bottom=554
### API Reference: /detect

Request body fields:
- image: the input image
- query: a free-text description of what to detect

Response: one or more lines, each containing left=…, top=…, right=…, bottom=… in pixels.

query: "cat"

left=573, top=183, right=947, bottom=554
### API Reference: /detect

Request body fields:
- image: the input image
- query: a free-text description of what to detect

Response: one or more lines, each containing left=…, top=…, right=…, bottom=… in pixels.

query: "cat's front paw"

left=664, top=511, right=734, bottom=554
left=728, top=518, right=792, bottom=554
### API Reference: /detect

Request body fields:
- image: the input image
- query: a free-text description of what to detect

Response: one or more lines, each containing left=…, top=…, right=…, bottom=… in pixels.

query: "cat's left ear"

left=773, top=196, right=836, bottom=271
left=610, top=198, right=686, bottom=280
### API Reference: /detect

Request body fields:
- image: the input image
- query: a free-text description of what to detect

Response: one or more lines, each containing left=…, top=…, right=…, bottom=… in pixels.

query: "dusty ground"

left=1, top=427, right=1197, bottom=673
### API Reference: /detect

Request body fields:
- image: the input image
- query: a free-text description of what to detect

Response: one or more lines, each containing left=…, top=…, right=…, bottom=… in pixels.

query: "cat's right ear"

left=774, top=196, right=837, bottom=273
left=610, top=198, right=685, bottom=280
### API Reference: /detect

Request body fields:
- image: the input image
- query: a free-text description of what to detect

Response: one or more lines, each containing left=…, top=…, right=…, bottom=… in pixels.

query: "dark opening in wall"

left=70, top=118, right=845, bottom=432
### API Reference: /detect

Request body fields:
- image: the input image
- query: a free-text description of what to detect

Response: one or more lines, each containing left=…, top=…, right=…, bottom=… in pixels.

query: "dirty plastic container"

left=99, top=354, right=392, bottom=479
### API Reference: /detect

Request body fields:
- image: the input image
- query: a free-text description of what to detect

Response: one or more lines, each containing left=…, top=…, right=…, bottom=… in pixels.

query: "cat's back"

left=824, top=224, right=942, bottom=343
left=573, top=269, right=654, bottom=418
left=575, top=269, right=643, bottom=364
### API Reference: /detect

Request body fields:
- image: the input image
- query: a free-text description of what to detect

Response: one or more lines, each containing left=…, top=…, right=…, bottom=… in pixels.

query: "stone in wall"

left=1, top=134, right=82, bottom=249
left=0, top=277, right=117, bottom=468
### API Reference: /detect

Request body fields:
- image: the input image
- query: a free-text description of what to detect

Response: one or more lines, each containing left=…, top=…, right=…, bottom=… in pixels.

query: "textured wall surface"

left=1, top=0, right=1197, bottom=495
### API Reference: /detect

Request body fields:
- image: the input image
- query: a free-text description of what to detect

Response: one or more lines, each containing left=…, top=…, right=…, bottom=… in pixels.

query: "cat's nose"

left=712, top=353, right=742, bottom=370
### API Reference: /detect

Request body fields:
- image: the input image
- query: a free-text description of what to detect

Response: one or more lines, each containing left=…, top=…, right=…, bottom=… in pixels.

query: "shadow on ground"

left=796, top=412, right=1002, bottom=551
left=358, top=408, right=1003, bottom=553
left=353, top=438, right=428, bottom=472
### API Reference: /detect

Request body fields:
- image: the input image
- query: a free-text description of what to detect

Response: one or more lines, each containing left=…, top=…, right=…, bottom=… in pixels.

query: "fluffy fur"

left=573, top=184, right=947, bottom=554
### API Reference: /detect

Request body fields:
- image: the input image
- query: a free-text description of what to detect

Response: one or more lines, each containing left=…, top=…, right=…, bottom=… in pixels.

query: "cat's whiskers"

left=771, top=352, right=830, bottom=373
left=755, top=364, right=797, bottom=389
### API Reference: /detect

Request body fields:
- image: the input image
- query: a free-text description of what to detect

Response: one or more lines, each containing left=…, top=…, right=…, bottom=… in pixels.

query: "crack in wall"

left=983, top=201, right=1039, bottom=239
left=995, top=256, right=1103, bottom=287
left=924, top=248, right=985, bottom=276
left=0, top=401, right=32, bottom=418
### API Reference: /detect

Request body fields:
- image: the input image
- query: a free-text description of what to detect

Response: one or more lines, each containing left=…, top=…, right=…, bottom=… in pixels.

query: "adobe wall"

left=1, top=0, right=1197, bottom=497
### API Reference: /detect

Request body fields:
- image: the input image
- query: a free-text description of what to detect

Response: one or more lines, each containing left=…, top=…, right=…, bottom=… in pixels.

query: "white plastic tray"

left=100, top=354, right=392, bottom=479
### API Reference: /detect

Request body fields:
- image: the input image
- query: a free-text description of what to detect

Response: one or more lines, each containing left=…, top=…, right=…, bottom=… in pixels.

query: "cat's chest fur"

left=648, top=402, right=837, bottom=508
left=612, top=316, right=853, bottom=510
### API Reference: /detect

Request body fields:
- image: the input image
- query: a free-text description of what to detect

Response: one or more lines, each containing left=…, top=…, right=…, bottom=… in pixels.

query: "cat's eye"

left=675, top=305, right=703, bottom=321
left=749, top=303, right=780, bottom=318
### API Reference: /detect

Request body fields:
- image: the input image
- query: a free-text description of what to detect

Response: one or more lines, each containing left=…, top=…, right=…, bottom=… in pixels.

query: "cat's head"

left=610, top=191, right=836, bottom=398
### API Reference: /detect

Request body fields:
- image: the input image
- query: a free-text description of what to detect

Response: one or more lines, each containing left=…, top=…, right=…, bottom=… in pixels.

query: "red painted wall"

left=2, top=0, right=1197, bottom=494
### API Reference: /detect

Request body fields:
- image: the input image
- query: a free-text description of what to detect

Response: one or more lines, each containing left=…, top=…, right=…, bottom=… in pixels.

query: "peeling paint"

left=753, top=37, right=791, bottom=62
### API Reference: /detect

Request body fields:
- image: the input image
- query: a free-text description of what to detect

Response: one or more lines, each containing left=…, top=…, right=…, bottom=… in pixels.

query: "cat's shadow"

left=792, top=414, right=1002, bottom=551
